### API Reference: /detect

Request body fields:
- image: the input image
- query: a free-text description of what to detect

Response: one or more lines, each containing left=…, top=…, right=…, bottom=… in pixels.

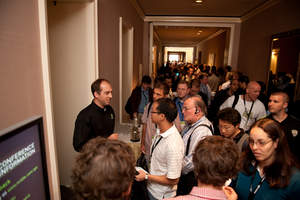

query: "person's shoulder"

left=287, top=115, right=300, bottom=124
left=77, top=102, right=93, bottom=116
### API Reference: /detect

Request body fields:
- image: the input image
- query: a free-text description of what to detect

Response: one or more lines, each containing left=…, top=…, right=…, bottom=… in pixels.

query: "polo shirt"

left=148, top=125, right=184, bottom=199
left=73, top=101, right=115, bottom=152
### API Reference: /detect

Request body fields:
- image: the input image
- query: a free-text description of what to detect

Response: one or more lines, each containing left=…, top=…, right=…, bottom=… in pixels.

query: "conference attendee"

left=208, top=78, right=239, bottom=124
left=136, top=98, right=184, bottom=200
left=125, top=75, right=153, bottom=120
left=177, top=95, right=213, bottom=195
left=208, top=66, right=220, bottom=93
left=217, top=108, right=248, bottom=152
left=167, top=136, right=240, bottom=200
left=141, top=82, right=181, bottom=164
left=199, top=73, right=212, bottom=106
left=189, top=79, right=208, bottom=106
left=72, top=137, right=135, bottom=200
left=220, top=81, right=266, bottom=132
left=73, top=78, right=117, bottom=152
left=173, top=80, right=190, bottom=122
left=267, top=91, right=300, bottom=161
left=232, top=118, right=300, bottom=200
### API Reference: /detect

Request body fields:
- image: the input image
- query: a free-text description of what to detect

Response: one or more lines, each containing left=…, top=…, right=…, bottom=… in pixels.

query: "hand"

left=140, top=144, right=145, bottom=153
left=135, top=170, right=147, bottom=182
left=222, top=186, right=238, bottom=200
left=108, top=133, right=118, bottom=140
left=133, top=112, right=137, bottom=118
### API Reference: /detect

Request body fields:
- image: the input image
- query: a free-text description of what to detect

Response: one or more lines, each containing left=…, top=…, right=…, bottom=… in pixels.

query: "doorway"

left=47, top=0, right=98, bottom=186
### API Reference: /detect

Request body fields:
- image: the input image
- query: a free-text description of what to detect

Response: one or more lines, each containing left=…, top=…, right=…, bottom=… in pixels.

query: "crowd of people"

left=69, top=62, right=300, bottom=200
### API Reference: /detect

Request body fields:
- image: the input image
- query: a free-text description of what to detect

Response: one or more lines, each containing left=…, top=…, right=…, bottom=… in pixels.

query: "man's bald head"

left=246, top=81, right=261, bottom=101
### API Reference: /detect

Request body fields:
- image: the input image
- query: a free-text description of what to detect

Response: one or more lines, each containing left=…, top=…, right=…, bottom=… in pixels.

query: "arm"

left=135, top=170, right=179, bottom=186
left=73, top=115, right=91, bottom=152
left=182, top=126, right=212, bottom=174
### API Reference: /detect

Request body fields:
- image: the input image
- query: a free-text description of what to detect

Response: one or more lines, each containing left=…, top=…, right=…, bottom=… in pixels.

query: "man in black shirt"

left=267, top=91, right=300, bottom=161
left=73, top=78, right=117, bottom=152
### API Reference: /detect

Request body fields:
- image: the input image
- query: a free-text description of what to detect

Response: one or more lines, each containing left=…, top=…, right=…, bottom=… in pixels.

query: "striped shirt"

left=148, top=125, right=184, bottom=199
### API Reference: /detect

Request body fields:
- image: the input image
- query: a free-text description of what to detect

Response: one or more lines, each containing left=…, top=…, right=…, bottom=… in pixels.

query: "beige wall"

left=238, top=0, right=300, bottom=82
left=0, top=0, right=44, bottom=129
left=197, top=31, right=227, bottom=68
left=0, top=0, right=60, bottom=198
left=98, top=0, right=145, bottom=128
left=47, top=1, right=97, bottom=186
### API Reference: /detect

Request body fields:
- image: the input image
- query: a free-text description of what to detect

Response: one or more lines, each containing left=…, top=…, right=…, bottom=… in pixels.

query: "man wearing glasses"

left=136, top=98, right=184, bottom=200
left=177, top=95, right=213, bottom=196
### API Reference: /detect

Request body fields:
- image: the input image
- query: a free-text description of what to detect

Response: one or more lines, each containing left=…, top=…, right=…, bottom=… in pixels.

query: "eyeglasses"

left=151, top=111, right=161, bottom=114
left=248, top=139, right=273, bottom=147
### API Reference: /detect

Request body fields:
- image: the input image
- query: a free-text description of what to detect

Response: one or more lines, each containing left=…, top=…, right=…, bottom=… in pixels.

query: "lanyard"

left=244, top=97, right=254, bottom=124
left=150, top=136, right=162, bottom=158
left=248, top=175, right=265, bottom=200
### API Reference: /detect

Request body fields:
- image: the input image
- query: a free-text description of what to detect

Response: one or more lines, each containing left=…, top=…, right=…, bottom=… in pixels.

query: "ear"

left=93, top=91, right=98, bottom=97
left=274, top=138, right=279, bottom=149
left=283, top=102, right=288, bottom=109
left=234, top=123, right=240, bottom=129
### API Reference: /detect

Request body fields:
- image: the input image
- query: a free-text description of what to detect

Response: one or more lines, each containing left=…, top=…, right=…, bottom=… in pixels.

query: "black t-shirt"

left=73, top=101, right=115, bottom=152
left=267, top=114, right=300, bottom=161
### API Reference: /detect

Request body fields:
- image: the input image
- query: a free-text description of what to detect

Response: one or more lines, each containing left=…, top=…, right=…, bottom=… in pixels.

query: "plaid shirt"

left=164, top=186, right=227, bottom=200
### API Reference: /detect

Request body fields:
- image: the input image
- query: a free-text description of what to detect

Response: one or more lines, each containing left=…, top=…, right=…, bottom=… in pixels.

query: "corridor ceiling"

left=136, top=0, right=271, bottom=17
left=134, top=0, right=274, bottom=45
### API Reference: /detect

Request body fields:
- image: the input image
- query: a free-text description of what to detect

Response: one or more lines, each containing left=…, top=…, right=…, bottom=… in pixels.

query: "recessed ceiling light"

left=195, top=0, right=203, bottom=3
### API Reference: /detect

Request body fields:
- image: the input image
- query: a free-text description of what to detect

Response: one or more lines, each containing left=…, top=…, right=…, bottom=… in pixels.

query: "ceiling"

left=136, top=0, right=271, bottom=17
left=154, top=26, right=229, bottom=45
left=134, top=0, right=273, bottom=45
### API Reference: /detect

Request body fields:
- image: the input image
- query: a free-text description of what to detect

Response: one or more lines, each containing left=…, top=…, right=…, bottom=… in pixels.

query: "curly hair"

left=193, top=136, right=240, bottom=187
left=72, top=137, right=135, bottom=200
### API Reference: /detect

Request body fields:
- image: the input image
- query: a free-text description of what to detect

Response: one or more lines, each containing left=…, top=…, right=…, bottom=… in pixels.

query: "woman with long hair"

left=233, top=118, right=300, bottom=200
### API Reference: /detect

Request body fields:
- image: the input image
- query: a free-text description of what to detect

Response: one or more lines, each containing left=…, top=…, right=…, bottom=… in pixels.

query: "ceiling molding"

left=129, top=0, right=145, bottom=20
left=197, top=29, right=227, bottom=46
left=144, top=16, right=241, bottom=23
left=241, top=0, right=281, bottom=22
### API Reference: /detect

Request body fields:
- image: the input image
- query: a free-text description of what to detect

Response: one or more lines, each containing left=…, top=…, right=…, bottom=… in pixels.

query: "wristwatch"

left=145, top=174, right=149, bottom=180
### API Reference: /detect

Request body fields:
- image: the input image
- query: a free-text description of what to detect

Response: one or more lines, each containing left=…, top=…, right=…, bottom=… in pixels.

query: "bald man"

left=267, top=91, right=300, bottom=161
left=220, top=81, right=266, bottom=132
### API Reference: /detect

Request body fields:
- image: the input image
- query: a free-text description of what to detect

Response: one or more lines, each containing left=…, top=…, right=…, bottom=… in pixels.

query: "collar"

left=189, top=186, right=227, bottom=200
left=159, top=124, right=177, bottom=138
left=233, top=129, right=245, bottom=143
left=189, top=116, right=206, bottom=128
left=91, top=101, right=108, bottom=112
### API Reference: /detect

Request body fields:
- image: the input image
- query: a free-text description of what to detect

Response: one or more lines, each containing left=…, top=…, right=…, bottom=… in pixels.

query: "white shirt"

left=220, top=95, right=266, bottom=131
left=182, top=116, right=213, bottom=174
left=148, top=125, right=184, bottom=199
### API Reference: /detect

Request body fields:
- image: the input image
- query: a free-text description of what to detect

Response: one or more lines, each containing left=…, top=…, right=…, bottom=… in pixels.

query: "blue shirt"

left=174, top=97, right=184, bottom=121
left=138, top=87, right=149, bottom=113
left=233, top=167, right=300, bottom=200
